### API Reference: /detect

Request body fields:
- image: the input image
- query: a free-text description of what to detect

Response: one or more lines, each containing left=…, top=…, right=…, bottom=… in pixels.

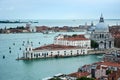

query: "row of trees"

left=77, top=77, right=94, bottom=80
left=91, top=40, right=99, bottom=49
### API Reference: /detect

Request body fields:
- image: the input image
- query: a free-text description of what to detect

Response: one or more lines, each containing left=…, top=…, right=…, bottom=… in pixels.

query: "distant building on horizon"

left=26, top=23, right=36, bottom=32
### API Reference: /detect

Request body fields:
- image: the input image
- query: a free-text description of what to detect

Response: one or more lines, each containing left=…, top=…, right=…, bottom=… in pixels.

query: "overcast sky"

left=0, top=0, right=120, bottom=19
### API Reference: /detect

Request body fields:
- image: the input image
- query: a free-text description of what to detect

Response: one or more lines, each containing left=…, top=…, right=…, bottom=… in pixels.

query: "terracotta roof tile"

left=33, top=44, right=80, bottom=51
left=68, top=72, right=90, bottom=78
left=95, top=61, right=120, bottom=68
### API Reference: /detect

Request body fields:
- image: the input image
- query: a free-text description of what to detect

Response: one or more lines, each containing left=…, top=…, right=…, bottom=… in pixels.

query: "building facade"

left=91, top=14, right=114, bottom=50
left=22, top=34, right=91, bottom=59
left=54, top=34, right=91, bottom=49
left=23, top=43, right=88, bottom=59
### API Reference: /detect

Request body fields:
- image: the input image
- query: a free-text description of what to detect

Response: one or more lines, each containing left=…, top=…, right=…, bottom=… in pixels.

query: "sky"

left=0, top=0, right=120, bottom=19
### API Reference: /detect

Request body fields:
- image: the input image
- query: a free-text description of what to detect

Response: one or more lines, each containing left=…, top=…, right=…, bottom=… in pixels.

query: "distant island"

left=0, top=20, right=38, bottom=23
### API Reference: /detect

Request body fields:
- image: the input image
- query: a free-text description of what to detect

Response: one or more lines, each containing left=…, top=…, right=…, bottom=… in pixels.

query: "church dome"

left=95, top=23, right=109, bottom=32
left=95, top=14, right=109, bottom=32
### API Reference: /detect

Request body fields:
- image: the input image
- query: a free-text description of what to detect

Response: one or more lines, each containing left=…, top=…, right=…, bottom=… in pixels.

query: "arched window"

left=100, top=34, right=101, bottom=38
left=47, top=53, right=48, bottom=56
left=102, top=34, right=104, bottom=38
left=29, top=48, right=31, bottom=51
left=31, top=53, right=33, bottom=58
left=26, top=48, right=27, bottom=51
left=34, top=54, right=36, bottom=57
left=77, top=50, right=79, bottom=53
left=64, top=53, right=66, bottom=56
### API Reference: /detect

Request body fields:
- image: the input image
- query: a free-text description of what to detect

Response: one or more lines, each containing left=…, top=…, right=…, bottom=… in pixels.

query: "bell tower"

left=23, top=40, right=33, bottom=59
left=99, top=14, right=104, bottom=23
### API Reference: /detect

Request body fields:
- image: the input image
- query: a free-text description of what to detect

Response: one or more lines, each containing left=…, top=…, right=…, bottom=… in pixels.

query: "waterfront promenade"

left=88, top=48, right=120, bottom=54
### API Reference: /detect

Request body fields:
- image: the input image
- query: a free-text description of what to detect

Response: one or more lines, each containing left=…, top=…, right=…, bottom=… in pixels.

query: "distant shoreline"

left=0, top=20, right=38, bottom=23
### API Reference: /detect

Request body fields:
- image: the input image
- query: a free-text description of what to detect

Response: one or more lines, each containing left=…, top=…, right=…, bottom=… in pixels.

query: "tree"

left=77, top=76, right=94, bottom=80
left=91, top=40, right=99, bottom=49
left=106, top=69, right=111, bottom=75
left=72, top=34, right=77, bottom=37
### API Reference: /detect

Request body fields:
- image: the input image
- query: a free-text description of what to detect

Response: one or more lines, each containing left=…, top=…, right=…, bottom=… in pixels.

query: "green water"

left=0, top=32, right=102, bottom=80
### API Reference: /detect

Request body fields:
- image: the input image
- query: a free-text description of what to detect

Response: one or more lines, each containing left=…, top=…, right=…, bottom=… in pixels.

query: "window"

left=71, top=50, right=72, bottom=54
left=26, top=48, right=27, bottom=51
left=77, top=50, right=79, bottom=55
left=57, top=51, right=60, bottom=53
left=29, top=48, right=31, bottom=51
left=64, top=51, right=66, bottom=55
left=102, top=34, right=104, bottom=38
left=31, top=53, right=33, bottom=58
left=64, top=53, right=66, bottom=56
left=39, top=53, right=40, bottom=56
left=36, top=54, right=38, bottom=58
left=46, top=53, right=48, bottom=56
left=100, top=34, right=101, bottom=38
left=34, top=54, right=36, bottom=57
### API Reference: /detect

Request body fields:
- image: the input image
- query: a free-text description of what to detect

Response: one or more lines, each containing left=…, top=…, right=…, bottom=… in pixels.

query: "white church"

left=91, top=14, right=114, bottom=50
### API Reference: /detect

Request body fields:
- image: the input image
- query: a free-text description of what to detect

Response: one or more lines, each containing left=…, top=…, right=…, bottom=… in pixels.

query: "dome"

left=95, top=14, right=109, bottom=32
left=95, top=22, right=109, bottom=32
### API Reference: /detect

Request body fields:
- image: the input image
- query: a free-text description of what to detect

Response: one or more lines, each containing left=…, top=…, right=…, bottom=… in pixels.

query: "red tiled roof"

left=96, top=65, right=101, bottom=69
left=82, top=64, right=91, bottom=68
left=102, top=66, right=108, bottom=69
left=68, top=72, right=90, bottom=78
left=94, top=61, right=120, bottom=68
left=33, top=44, right=80, bottom=51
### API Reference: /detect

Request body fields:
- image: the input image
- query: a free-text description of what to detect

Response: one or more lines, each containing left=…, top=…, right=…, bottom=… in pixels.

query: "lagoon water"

left=0, top=32, right=103, bottom=80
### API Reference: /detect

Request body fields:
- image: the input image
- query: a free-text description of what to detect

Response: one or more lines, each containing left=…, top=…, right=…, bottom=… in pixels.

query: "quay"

left=88, top=48, right=120, bottom=54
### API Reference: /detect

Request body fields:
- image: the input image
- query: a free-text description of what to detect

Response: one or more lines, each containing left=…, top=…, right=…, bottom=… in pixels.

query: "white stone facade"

left=23, top=44, right=88, bottom=59
left=91, top=14, right=114, bottom=50
left=54, top=34, right=91, bottom=49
